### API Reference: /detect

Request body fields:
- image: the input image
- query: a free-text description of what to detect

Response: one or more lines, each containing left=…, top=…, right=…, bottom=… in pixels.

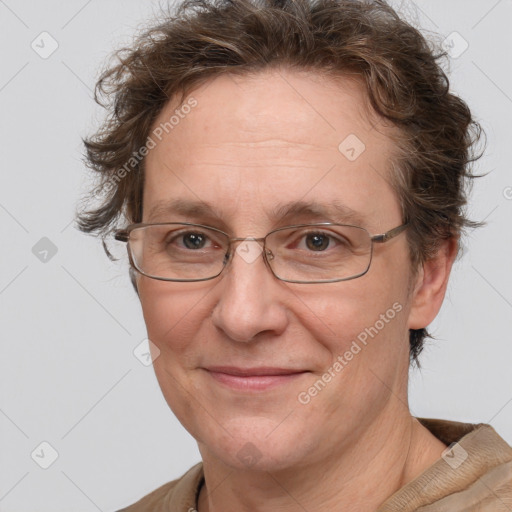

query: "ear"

left=408, top=236, right=458, bottom=330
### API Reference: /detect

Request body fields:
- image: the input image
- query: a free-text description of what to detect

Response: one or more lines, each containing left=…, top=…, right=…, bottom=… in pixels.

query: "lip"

left=203, top=366, right=309, bottom=391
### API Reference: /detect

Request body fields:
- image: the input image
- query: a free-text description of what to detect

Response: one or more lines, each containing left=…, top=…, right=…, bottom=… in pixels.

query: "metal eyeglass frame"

left=114, top=221, right=409, bottom=284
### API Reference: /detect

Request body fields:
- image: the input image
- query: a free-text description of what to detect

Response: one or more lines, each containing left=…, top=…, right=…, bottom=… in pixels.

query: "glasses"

left=114, top=221, right=408, bottom=284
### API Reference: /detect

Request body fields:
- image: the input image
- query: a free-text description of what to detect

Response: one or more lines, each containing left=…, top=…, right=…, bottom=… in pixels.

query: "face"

left=138, top=68, right=415, bottom=472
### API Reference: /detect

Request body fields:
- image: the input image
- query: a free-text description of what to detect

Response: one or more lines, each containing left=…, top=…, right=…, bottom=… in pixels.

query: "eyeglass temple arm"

left=371, top=223, right=408, bottom=244
left=114, top=231, right=129, bottom=242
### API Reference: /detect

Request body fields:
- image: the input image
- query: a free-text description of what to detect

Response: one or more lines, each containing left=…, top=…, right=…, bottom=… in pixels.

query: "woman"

left=78, top=0, right=512, bottom=509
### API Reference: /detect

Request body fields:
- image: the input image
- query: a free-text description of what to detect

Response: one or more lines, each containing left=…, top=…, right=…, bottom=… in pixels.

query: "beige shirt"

left=117, top=418, right=512, bottom=511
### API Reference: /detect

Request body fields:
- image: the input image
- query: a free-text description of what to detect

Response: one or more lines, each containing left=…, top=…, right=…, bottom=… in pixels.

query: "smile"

left=203, top=366, right=310, bottom=392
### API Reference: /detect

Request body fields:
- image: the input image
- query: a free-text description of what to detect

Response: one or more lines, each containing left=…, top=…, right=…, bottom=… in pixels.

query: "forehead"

left=143, top=68, right=402, bottom=231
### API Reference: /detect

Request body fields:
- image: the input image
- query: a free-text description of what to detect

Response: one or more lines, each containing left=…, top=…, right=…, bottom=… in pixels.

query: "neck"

left=197, top=408, right=447, bottom=512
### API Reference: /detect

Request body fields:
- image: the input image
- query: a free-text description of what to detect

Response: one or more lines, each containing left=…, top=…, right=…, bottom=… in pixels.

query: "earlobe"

left=408, top=237, right=458, bottom=330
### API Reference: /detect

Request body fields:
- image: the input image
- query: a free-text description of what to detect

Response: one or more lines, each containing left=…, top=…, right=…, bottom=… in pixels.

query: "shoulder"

left=115, top=462, right=204, bottom=512
left=379, top=418, right=512, bottom=511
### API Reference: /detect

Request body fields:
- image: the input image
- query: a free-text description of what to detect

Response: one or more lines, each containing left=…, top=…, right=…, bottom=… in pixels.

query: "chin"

left=196, top=416, right=319, bottom=472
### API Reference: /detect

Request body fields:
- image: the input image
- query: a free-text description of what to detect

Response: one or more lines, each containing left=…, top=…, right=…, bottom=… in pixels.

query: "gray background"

left=0, top=0, right=511, bottom=510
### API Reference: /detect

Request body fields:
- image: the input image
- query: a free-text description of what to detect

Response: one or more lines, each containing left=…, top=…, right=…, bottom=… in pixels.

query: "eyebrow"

left=270, top=200, right=367, bottom=226
left=145, top=198, right=367, bottom=226
left=146, top=199, right=223, bottom=222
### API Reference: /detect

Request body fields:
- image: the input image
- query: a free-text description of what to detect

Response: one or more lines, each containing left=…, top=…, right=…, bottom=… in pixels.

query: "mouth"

left=203, top=366, right=310, bottom=392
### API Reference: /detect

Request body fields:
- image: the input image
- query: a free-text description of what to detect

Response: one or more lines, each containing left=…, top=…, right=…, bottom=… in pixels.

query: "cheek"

left=138, top=278, right=211, bottom=355
left=295, top=281, right=409, bottom=409
left=296, top=276, right=407, bottom=353
left=137, top=278, right=214, bottom=435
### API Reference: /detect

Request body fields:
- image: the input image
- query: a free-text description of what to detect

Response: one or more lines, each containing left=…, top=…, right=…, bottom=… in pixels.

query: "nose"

left=211, top=239, right=289, bottom=343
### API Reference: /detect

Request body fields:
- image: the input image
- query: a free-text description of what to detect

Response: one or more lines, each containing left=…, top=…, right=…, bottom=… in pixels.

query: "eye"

left=305, top=233, right=330, bottom=251
left=163, top=228, right=227, bottom=253
left=166, top=230, right=218, bottom=251
left=296, top=230, right=348, bottom=252
left=180, top=232, right=208, bottom=250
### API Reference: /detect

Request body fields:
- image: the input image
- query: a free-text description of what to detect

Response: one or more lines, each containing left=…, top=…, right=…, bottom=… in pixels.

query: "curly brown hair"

left=77, top=0, right=484, bottom=364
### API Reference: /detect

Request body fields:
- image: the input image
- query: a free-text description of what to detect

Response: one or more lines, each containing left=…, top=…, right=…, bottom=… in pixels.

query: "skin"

left=137, top=67, right=457, bottom=511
